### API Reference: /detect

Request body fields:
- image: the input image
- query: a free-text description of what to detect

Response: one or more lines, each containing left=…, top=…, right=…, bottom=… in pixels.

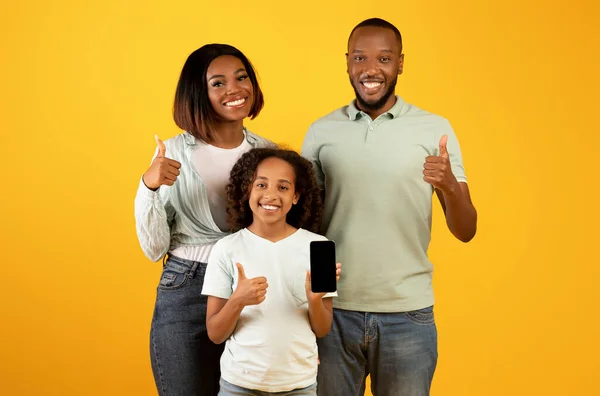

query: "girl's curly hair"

left=226, top=147, right=324, bottom=233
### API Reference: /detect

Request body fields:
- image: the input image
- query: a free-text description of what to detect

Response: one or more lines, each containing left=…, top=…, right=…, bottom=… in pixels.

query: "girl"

left=202, top=148, right=342, bottom=396
left=134, top=44, right=273, bottom=396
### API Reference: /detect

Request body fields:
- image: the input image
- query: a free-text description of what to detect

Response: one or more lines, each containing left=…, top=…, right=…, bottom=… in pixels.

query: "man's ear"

left=398, top=53, right=405, bottom=75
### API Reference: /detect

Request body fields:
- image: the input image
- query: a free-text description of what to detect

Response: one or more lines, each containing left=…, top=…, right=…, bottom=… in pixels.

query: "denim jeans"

left=316, top=307, right=437, bottom=396
left=150, top=255, right=225, bottom=396
left=219, top=379, right=317, bottom=396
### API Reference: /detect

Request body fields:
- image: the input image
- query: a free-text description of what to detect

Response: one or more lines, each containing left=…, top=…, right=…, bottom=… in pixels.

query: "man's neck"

left=357, top=95, right=397, bottom=120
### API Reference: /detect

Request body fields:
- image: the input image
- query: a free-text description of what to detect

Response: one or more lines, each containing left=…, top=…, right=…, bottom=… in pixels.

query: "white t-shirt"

left=169, top=135, right=252, bottom=262
left=202, top=228, right=337, bottom=392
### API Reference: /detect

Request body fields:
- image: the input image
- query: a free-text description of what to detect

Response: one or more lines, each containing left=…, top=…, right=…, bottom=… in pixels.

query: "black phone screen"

left=309, top=240, right=337, bottom=293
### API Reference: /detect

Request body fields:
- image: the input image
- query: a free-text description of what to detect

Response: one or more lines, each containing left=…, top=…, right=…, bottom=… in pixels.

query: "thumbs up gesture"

left=423, top=135, right=457, bottom=193
left=142, top=135, right=182, bottom=191
left=231, top=263, right=268, bottom=307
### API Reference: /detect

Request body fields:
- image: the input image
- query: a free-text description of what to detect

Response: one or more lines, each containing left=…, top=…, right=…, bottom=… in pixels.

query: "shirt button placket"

left=366, top=122, right=375, bottom=144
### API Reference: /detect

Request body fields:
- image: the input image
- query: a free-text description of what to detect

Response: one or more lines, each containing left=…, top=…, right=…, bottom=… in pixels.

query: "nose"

left=362, top=59, right=379, bottom=76
left=262, top=185, right=278, bottom=200
left=226, top=81, right=243, bottom=95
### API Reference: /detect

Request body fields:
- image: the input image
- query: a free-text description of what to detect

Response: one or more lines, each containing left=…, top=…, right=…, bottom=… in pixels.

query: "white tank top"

left=169, top=133, right=252, bottom=262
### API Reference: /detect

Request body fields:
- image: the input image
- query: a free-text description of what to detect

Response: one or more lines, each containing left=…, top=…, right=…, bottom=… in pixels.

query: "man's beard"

left=350, top=75, right=397, bottom=112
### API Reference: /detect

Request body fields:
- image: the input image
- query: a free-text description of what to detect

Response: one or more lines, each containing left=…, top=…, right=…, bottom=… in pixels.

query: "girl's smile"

left=248, top=157, right=300, bottom=231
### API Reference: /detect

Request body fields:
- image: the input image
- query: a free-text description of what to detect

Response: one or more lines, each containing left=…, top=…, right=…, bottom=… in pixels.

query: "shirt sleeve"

left=133, top=147, right=173, bottom=262
left=134, top=177, right=173, bottom=261
left=300, top=124, right=325, bottom=189
left=202, top=240, right=235, bottom=299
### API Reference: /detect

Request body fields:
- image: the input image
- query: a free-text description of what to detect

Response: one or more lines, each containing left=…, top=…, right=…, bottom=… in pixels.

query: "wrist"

left=142, top=174, right=159, bottom=191
left=442, top=178, right=460, bottom=198
left=307, top=295, right=324, bottom=307
left=228, top=294, right=245, bottom=311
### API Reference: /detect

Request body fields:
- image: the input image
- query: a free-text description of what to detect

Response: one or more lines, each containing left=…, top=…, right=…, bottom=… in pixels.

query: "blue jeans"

left=219, top=379, right=317, bottom=396
left=316, top=307, right=437, bottom=396
left=150, top=255, right=225, bottom=396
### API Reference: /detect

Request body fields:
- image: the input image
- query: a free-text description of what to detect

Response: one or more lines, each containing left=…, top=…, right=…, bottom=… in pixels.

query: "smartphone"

left=309, top=240, right=337, bottom=293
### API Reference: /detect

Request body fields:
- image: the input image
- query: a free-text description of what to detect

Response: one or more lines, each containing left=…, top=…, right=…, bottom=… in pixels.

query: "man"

left=301, top=18, right=477, bottom=396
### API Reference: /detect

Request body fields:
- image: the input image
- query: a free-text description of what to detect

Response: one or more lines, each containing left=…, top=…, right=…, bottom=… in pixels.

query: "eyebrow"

left=256, top=176, right=292, bottom=184
left=208, top=68, right=247, bottom=82
left=352, top=49, right=394, bottom=54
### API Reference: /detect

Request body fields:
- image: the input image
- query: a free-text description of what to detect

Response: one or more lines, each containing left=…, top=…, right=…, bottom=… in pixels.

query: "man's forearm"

left=438, top=182, right=477, bottom=242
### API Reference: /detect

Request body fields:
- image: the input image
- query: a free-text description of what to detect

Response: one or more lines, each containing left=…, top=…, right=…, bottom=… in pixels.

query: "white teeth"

left=261, top=205, right=279, bottom=210
left=363, top=82, right=382, bottom=89
left=224, top=98, right=246, bottom=107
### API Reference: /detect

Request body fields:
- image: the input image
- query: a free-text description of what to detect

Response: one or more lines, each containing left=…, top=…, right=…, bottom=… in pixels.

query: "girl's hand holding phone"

left=305, top=263, right=342, bottom=303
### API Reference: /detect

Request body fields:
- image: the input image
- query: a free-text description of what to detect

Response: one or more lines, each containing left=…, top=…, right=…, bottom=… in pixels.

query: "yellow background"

left=1, top=0, right=599, bottom=395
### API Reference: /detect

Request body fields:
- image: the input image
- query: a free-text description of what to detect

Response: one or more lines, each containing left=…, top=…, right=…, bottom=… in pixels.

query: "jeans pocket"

left=403, top=306, right=435, bottom=325
left=157, top=260, right=192, bottom=291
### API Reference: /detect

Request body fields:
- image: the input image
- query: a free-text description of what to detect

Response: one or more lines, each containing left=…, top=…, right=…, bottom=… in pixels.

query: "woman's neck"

left=248, top=221, right=297, bottom=243
left=209, top=120, right=245, bottom=149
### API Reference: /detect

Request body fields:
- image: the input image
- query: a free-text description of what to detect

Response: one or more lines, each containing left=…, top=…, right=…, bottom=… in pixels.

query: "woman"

left=134, top=44, right=273, bottom=396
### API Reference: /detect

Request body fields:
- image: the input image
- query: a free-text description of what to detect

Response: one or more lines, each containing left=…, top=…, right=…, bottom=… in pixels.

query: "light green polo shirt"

left=301, top=96, right=467, bottom=312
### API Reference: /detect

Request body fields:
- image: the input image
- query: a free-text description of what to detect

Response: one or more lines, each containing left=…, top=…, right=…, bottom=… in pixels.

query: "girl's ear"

left=293, top=193, right=300, bottom=205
